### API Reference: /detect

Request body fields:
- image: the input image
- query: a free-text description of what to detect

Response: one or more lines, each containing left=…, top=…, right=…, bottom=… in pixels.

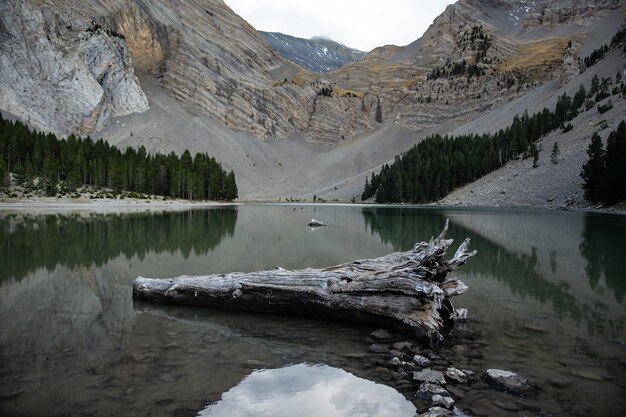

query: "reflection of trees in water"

left=580, top=214, right=626, bottom=304
left=0, top=208, right=238, bottom=281
left=361, top=207, right=616, bottom=327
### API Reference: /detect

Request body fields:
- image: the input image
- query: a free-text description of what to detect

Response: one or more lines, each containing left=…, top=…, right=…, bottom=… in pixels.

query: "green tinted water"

left=0, top=205, right=624, bottom=416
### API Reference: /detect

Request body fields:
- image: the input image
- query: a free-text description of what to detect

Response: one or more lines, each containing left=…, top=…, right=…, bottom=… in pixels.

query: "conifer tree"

left=602, top=121, right=626, bottom=204
left=551, top=142, right=560, bottom=164
left=580, top=132, right=606, bottom=202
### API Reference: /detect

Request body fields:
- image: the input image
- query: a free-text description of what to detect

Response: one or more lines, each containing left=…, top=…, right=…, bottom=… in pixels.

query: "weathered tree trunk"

left=133, top=220, right=476, bottom=346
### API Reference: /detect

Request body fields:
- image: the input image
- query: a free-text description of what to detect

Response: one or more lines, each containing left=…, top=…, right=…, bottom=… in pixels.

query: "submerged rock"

left=484, top=369, right=531, bottom=393
left=492, top=400, right=521, bottom=412
left=393, top=341, right=414, bottom=350
left=416, top=382, right=451, bottom=400
left=388, top=357, right=402, bottom=367
left=371, top=329, right=393, bottom=341
left=446, top=368, right=467, bottom=384
left=414, top=369, right=446, bottom=385
left=368, top=344, right=389, bottom=353
left=432, top=394, right=455, bottom=409
left=415, top=406, right=453, bottom=417
left=461, top=369, right=476, bottom=383
left=413, top=354, right=432, bottom=367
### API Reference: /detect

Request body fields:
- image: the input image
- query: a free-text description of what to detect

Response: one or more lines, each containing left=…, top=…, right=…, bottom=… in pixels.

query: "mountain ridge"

left=260, top=31, right=365, bottom=73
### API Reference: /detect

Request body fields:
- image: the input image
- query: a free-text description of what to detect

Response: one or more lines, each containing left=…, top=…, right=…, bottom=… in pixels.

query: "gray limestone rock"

left=0, top=1, right=148, bottom=137
left=415, top=406, right=453, bottom=417
left=432, top=394, right=455, bottom=409
left=414, top=368, right=446, bottom=385
left=484, top=369, right=531, bottom=393
left=413, top=354, right=432, bottom=367
left=416, top=382, right=451, bottom=400
left=446, top=368, right=468, bottom=384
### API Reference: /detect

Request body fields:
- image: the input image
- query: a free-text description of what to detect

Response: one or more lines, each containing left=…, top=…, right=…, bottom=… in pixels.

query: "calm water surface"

left=0, top=205, right=624, bottom=417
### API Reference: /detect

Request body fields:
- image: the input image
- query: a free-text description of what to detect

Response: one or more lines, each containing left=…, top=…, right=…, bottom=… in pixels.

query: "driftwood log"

left=133, top=220, right=476, bottom=346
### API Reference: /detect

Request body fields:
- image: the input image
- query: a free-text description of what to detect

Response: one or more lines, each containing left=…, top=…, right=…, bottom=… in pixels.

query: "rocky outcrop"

left=0, top=0, right=148, bottom=136
left=559, top=42, right=582, bottom=86
left=524, top=0, right=624, bottom=30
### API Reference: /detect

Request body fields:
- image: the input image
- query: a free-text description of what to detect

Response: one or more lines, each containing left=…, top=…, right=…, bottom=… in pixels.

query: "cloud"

left=224, top=0, right=456, bottom=51
left=198, top=363, right=415, bottom=417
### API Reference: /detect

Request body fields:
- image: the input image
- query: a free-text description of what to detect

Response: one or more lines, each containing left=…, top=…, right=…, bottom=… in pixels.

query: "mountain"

left=259, top=32, right=365, bottom=72
left=0, top=0, right=625, bottom=204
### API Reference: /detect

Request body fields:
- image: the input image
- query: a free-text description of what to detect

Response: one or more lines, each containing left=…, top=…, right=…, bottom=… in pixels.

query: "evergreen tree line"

left=582, top=24, right=626, bottom=68
left=362, top=84, right=593, bottom=203
left=318, top=86, right=333, bottom=97
left=580, top=121, right=626, bottom=205
left=427, top=59, right=485, bottom=81
left=582, top=44, right=609, bottom=68
left=0, top=114, right=238, bottom=200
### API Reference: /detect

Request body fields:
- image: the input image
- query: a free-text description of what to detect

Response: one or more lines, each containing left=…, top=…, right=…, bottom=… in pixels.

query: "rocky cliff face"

left=0, top=0, right=148, bottom=136
left=0, top=0, right=624, bottom=145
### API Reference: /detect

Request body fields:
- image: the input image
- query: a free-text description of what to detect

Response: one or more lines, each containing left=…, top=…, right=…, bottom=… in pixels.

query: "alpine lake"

left=0, top=204, right=624, bottom=417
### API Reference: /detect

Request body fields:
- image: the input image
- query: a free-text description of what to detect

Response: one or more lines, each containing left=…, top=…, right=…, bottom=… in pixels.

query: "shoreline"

left=0, top=196, right=238, bottom=214
left=1, top=195, right=624, bottom=216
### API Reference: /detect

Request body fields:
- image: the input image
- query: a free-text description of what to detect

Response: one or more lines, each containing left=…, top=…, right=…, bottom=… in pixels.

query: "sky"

left=223, top=1, right=457, bottom=51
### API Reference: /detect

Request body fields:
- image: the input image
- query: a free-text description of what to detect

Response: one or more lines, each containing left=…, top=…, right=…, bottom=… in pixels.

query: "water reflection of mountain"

left=0, top=208, right=238, bottom=282
left=362, top=207, right=624, bottom=329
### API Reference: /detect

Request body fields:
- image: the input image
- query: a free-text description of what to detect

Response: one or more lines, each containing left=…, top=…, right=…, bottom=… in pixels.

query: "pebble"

left=432, top=394, right=455, bottom=409
left=388, top=357, right=402, bottom=367
left=461, top=369, right=476, bottom=383
left=393, top=341, right=413, bottom=350
left=242, top=359, right=272, bottom=369
left=492, top=400, right=521, bottom=411
left=367, top=344, right=389, bottom=353
left=416, top=382, right=450, bottom=400
left=446, top=367, right=467, bottom=384
left=370, top=329, right=393, bottom=341
left=415, top=406, right=453, bottom=417
left=413, top=354, right=432, bottom=367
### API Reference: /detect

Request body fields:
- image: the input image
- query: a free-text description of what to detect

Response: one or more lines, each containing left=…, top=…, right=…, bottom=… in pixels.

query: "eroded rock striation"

left=0, top=0, right=148, bottom=136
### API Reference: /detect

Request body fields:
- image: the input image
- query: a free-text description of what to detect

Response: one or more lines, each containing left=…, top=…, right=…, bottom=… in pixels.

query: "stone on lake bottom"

left=414, top=368, right=446, bottom=385
left=368, top=344, right=389, bottom=353
left=416, top=382, right=450, bottom=400
left=454, top=308, right=468, bottom=321
left=484, top=369, right=531, bottom=393
left=415, top=406, right=454, bottom=417
left=446, top=367, right=467, bottom=384
left=393, top=341, right=413, bottom=350
left=371, top=329, right=393, bottom=340
left=413, top=354, right=432, bottom=367
left=461, top=369, right=476, bottom=383
left=432, top=394, right=455, bottom=409
left=492, top=400, right=521, bottom=411
left=388, top=357, right=402, bottom=367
